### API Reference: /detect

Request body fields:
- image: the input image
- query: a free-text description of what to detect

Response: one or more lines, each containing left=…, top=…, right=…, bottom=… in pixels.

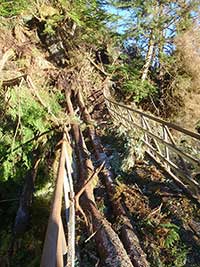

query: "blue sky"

left=103, top=3, right=177, bottom=55
left=103, top=4, right=131, bottom=34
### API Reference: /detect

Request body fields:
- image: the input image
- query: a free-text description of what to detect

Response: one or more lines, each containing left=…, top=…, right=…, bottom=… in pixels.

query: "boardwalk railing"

left=104, top=90, right=200, bottom=202
left=40, top=131, right=75, bottom=267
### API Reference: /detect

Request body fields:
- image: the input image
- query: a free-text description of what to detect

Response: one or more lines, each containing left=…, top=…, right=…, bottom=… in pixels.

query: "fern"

left=160, top=223, right=180, bottom=248
left=165, top=228, right=180, bottom=248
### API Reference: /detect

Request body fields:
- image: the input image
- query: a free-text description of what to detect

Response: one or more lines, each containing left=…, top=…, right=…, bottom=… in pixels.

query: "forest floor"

left=76, top=120, right=200, bottom=267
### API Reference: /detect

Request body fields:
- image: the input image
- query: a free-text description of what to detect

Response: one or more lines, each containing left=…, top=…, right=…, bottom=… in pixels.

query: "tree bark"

left=141, top=32, right=155, bottom=82
left=77, top=91, right=149, bottom=267
left=66, top=90, right=134, bottom=267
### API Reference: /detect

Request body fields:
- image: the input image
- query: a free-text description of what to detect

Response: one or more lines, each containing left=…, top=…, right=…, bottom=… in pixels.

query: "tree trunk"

left=141, top=33, right=155, bottom=82
left=77, top=91, right=149, bottom=267
left=65, top=90, right=134, bottom=267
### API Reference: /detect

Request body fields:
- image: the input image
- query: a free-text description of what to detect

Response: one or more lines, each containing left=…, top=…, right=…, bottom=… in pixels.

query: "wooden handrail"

left=104, top=93, right=200, bottom=141
left=40, top=133, right=75, bottom=267
left=40, top=138, right=67, bottom=267
left=104, top=90, right=200, bottom=201
left=109, top=107, right=200, bottom=167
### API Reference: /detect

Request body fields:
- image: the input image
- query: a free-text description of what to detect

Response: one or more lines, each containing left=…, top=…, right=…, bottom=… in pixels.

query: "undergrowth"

left=0, top=0, right=33, bottom=17
left=101, top=125, right=199, bottom=267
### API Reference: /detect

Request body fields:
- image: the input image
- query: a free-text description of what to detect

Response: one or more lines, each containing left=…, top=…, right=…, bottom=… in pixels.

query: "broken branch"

left=0, top=49, right=15, bottom=74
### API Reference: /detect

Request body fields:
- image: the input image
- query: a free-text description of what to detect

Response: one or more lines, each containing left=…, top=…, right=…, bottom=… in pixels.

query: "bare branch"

left=0, top=49, right=15, bottom=74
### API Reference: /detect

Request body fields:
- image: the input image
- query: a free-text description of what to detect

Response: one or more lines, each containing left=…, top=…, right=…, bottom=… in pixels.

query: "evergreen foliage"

left=109, top=62, right=157, bottom=102
left=108, top=0, right=200, bottom=102
left=0, top=0, right=33, bottom=17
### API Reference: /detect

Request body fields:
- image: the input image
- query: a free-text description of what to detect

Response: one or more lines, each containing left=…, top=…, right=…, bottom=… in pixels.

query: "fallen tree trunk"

left=77, top=90, right=105, bottom=158
left=65, top=90, right=134, bottom=267
left=77, top=90, right=149, bottom=267
left=83, top=199, right=134, bottom=267
left=77, top=131, right=134, bottom=267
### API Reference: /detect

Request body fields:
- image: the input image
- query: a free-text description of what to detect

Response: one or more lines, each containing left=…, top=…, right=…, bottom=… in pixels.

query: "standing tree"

left=109, top=0, right=199, bottom=82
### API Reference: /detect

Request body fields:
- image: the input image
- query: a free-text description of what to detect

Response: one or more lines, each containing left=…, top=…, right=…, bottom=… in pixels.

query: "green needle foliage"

left=0, top=0, right=33, bottom=17
left=108, top=62, right=157, bottom=102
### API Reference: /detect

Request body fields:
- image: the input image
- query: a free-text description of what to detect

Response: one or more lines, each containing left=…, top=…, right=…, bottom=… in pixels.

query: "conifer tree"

left=109, top=0, right=199, bottom=81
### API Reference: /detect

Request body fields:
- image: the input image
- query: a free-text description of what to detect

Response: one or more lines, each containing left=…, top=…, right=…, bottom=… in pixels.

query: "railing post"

left=140, top=115, right=152, bottom=155
left=163, top=125, right=170, bottom=171
left=141, top=115, right=148, bottom=142
left=127, top=110, right=134, bottom=123
left=164, top=126, right=190, bottom=175
left=116, top=104, right=123, bottom=120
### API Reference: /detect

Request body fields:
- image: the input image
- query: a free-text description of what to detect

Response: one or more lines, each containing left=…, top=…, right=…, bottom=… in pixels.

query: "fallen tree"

left=77, top=90, right=149, bottom=267
left=65, top=89, right=134, bottom=267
